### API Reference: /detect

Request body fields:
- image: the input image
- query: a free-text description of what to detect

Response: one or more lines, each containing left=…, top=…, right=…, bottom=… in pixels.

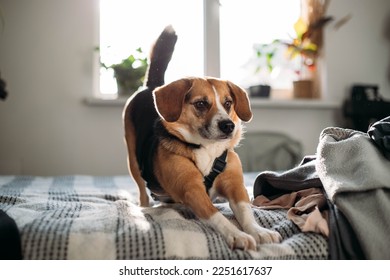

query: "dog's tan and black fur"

left=123, top=26, right=281, bottom=250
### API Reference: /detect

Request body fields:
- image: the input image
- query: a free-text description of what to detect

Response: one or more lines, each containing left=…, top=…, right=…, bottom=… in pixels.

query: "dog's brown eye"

left=224, top=100, right=233, bottom=110
left=194, top=100, right=208, bottom=111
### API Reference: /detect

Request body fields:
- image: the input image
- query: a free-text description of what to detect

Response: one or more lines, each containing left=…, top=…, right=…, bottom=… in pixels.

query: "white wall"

left=325, top=0, right=390, bottom=102
left=0, top=0, right=389, bottom=176
left=0, top=0, right=128, bottom=175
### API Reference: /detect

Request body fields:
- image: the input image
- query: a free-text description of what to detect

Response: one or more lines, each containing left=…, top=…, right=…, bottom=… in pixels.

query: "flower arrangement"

left=280, top=15, right=332, bottom=79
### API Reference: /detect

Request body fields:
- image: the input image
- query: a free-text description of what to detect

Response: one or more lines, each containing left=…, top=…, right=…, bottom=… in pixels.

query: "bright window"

left=99, top=0, right=203, bottom=95
left=220, top=0, right=301, bottom=89
left=98, top=0, right=300, bottom=97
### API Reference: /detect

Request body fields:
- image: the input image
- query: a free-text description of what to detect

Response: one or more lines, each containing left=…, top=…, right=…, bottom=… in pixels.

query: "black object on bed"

left=0, top=210, right=22, bottom=259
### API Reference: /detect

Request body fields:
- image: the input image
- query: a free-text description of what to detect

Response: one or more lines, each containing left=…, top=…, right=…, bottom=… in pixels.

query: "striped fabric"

left=0, top=175, right=328, bottom=259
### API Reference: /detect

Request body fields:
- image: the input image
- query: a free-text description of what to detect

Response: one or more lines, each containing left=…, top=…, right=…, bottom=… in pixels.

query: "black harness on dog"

left=203, top=150, right=228, bottom=193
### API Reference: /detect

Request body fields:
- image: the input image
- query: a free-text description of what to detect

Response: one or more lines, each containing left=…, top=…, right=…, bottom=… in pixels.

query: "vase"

left=293, top=80, right=313, bottom=99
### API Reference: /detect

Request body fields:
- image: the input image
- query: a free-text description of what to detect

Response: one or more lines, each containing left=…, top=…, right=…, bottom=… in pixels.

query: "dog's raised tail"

left=145, top=25, right=178, bottom=89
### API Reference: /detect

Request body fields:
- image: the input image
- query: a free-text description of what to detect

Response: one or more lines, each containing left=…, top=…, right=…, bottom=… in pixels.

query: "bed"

left=1, top=124, right=389, bottom=260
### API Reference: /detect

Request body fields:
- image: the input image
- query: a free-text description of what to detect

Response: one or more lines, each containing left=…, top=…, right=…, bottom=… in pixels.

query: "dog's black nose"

left=218, top=120, right=235, bottom=134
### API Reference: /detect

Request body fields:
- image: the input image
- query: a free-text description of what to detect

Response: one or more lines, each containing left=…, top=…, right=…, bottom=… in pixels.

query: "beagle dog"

left=123, top=26, right=281, bottom=250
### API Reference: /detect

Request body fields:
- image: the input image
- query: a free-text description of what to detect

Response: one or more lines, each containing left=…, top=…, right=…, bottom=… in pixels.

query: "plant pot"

left=113, top=67, right=145, bottom=96
left=249, top=84, right=271, bottom=98
left=116, top=81, right=138, bottom=96
left=293, top=80, right=313, bottom=98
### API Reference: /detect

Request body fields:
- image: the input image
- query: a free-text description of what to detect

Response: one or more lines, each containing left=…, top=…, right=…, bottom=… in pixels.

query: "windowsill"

left=249, top=98, right=340, bottom=109
left=83, top=96, right=130, bottom=106
left=84, top=96, right=340, bottom=110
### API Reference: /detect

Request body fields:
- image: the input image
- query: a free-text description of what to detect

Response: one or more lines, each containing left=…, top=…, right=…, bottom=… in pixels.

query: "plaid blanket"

left=0, top=175, right=328, bottom=259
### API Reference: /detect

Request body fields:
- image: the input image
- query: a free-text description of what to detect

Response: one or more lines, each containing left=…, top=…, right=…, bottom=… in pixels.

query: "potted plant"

left=101, top=47, right=148, bottom=96
left=249, top=42, right=278, bottom=98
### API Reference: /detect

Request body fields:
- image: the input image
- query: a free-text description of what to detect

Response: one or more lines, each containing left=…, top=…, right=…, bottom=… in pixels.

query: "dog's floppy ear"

left=227, top=81, right=252, bottom=122
left=153, top=78, right=192, bottom=122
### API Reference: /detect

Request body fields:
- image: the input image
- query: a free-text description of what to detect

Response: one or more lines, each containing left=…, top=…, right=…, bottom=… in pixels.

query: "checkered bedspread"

left=0, top=175, right=328, bottom=259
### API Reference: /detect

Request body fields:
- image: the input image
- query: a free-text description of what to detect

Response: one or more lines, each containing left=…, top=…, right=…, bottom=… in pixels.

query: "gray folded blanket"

left=316, top=127, right=390, bottom=259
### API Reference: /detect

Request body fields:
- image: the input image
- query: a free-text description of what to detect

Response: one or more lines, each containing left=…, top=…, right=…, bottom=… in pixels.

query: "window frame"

left=203, top=0, right=221, bottom=78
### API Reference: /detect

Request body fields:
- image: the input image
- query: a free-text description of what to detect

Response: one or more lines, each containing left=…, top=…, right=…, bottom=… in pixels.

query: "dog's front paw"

left=246, top=223, right=282, bottom=244
left=225, top=231, right=257, bottom=251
